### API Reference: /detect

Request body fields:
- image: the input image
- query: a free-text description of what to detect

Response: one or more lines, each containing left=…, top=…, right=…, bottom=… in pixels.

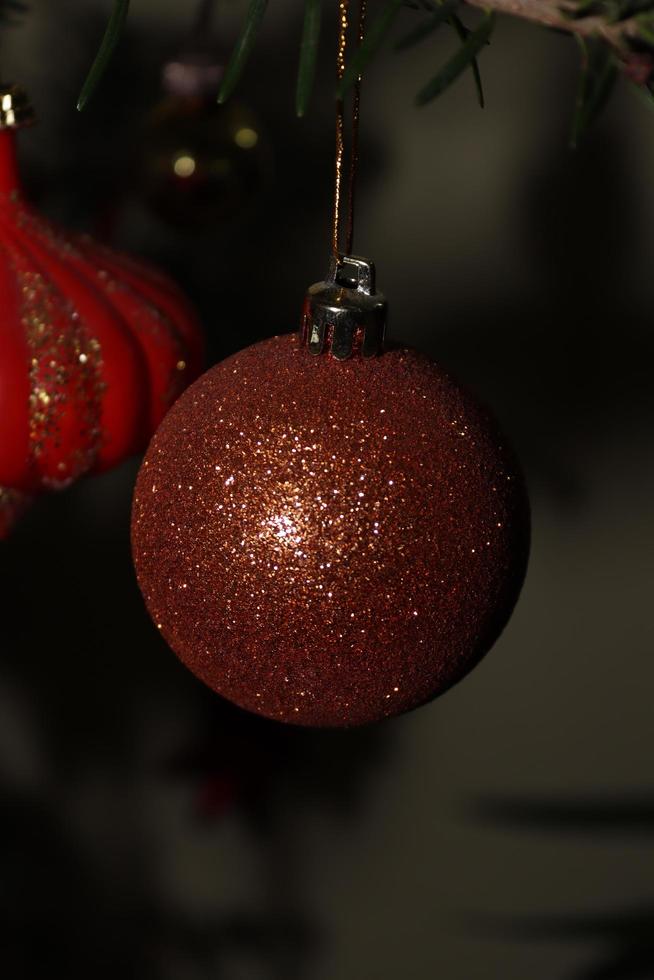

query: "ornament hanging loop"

left=302, top=0, right=386, bottom=361
left=333, top=0, right=366, bottom=259
left=302, top=253, right=387, bottom=360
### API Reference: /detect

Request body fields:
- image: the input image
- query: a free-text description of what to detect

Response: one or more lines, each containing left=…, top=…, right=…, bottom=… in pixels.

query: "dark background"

left=1, top=2, right=653, bottom=978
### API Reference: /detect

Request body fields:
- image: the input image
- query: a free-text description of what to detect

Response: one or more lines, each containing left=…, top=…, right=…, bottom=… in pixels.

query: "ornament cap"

left=0, top=84, right=34, bottom=129
left=301, top=254, right=387, bottom=360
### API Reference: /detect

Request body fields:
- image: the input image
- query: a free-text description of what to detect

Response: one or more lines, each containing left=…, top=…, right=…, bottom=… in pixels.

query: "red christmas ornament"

left=132, top=257, right=529, bottom=728
left=0, top=85, right=204, bottom=497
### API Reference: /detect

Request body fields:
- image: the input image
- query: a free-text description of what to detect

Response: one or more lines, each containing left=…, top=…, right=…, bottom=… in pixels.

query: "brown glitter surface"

left=132, top=334, right=530, bottom=728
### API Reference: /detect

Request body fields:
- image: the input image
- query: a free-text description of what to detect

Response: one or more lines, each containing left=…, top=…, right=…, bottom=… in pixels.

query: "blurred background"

left=1, top=1, right=654, bottom=978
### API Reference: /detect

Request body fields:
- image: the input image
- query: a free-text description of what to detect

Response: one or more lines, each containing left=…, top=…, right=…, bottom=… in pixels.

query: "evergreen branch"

left=77, top=0, right=129, bottom=111
left=570, top=36, right=617, bottom=145
left=296, top=0, right=322, bottom=117
left=395, top=0, right=461, bottom=50
left=462, top=0, right=654, bottom=62
left=451, top=11, right=486, bottom=107
left=218, top=0, right=269, bottom=104
left=416, top=10, right=494, bottom=104
left=69, top=0, right=654, bottom=144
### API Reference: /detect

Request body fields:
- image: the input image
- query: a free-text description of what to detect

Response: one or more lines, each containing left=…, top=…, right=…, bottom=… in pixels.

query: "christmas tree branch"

left=77, top=0, right=130, bottom=111
left=465, top=0, right=603, bottom=34
left=463, top=0, right=647, bottom=62
left=71, top=0, right=654, bottom=141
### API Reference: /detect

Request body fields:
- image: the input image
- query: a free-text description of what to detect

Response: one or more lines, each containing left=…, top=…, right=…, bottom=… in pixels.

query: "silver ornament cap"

left=301, top=254, right=387, bottom=360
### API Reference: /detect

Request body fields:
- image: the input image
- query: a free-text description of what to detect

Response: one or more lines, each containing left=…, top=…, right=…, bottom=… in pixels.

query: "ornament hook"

left=301, top=253, right=386, bottom=360
left=300, top=0, right=385, bottom=361
left=333, top=0, right=366, bottom=258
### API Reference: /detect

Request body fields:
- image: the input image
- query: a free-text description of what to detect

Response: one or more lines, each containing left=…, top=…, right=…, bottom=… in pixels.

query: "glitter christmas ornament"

left=0, top=85, right=204, bottom=494
left=133, top=0, right=528, bottom=727
left=132, top=255, right=530, bottom=728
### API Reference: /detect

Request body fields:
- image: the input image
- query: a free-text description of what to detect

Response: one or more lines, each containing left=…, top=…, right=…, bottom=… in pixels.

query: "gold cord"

left=333, top=0, right=365, bottom=259
left=333, top=0, right=348, bottom=257
left=346, top=0, right=366, bottom=256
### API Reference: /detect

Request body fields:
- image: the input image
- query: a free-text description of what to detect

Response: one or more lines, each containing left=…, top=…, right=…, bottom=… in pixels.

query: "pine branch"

left=70, top=0, right=654, bottom=142
left=415, top=10, right=494, bottom=104
left=296, top=0, right=322, bottom=116
left=218, top=0, right=269, bottom=104
left=77, top=0, right=130, bottom=111
left=462, top=0, right=654, bottom=73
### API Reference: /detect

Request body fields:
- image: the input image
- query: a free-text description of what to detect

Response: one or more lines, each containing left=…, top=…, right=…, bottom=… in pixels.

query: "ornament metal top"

left=301, top=254, right=387, bottom=360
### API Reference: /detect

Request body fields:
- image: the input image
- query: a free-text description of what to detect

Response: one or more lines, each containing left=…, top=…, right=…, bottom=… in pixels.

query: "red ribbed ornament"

left=132, top=258, right=529, bottom=728
left=0, top=86, right=204, bottom=521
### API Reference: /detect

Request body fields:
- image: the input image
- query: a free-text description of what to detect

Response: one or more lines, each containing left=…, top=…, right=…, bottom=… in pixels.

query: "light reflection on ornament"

left=264, top=509, right=303, bottom=547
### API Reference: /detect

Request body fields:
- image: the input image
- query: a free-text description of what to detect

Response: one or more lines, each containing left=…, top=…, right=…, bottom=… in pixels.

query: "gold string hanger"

left=333, top=0, right=367, bottom=260
left=302, top=0, right=386, bottom=363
